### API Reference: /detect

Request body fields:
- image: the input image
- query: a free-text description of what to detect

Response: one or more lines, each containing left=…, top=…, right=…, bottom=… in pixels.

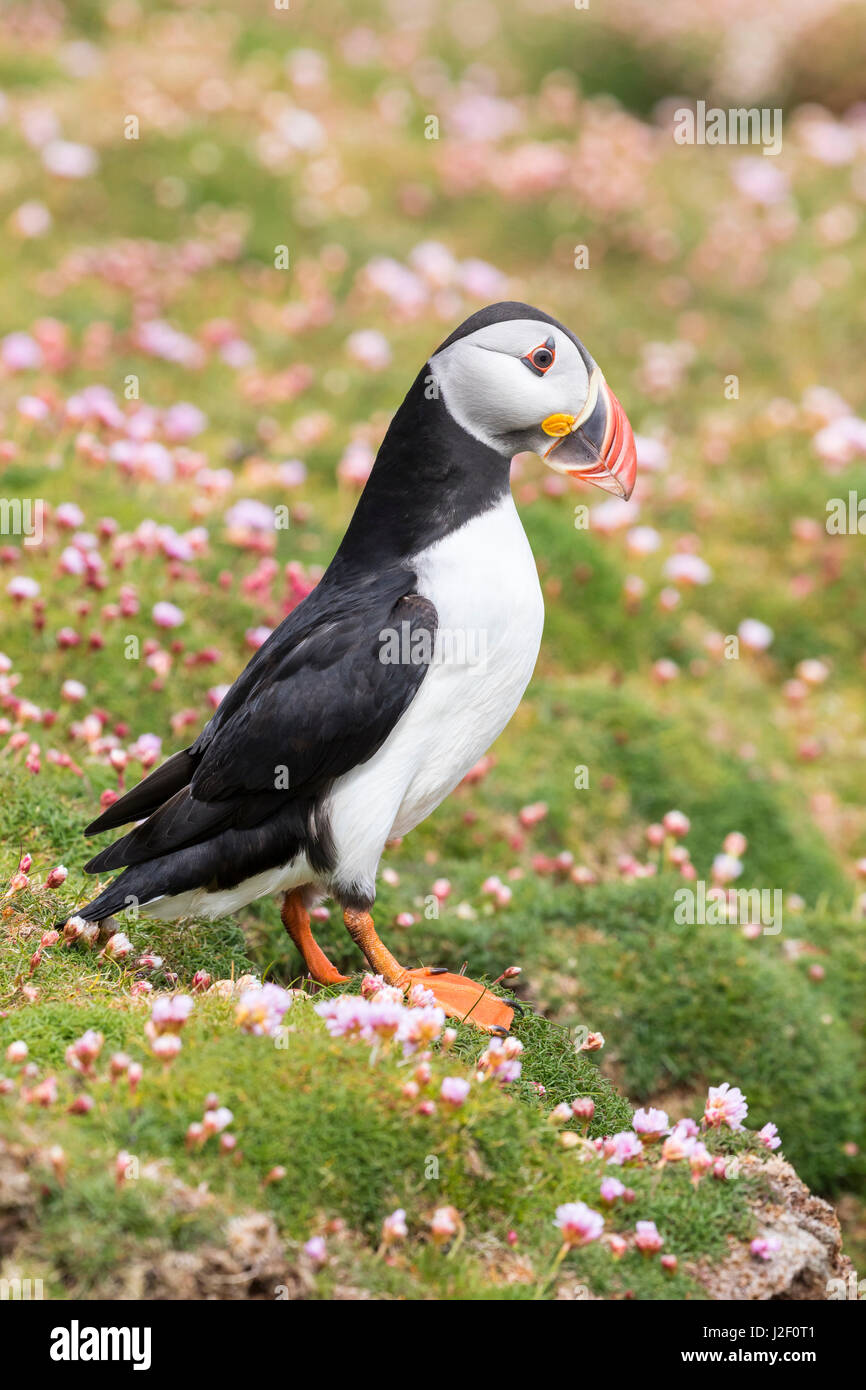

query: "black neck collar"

left=331, top=366, right=511, bottom=574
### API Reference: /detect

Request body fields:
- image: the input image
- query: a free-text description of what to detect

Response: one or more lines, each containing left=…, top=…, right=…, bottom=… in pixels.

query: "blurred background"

left=1, top=0, right=865, bottom=1277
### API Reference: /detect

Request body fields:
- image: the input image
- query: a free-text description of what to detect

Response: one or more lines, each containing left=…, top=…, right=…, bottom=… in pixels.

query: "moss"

left=0, top=992, right=755, bottom=1300
left=530, top=878, right=866, bottom=1195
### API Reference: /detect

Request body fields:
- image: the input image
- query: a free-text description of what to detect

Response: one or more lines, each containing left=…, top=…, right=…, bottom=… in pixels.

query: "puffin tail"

left=84, top=747, right=196, bottom=836
left=55, top=862, right=172, bottom=928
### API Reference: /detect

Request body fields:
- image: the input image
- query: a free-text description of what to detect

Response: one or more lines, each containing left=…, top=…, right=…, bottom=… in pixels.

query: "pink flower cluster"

left=314, top=984, right=445, bottom=1058
left=235, top=982, right=293, bottom=1038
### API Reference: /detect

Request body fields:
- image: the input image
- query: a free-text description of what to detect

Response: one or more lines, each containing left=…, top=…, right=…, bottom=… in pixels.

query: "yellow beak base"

left=541, top=413, right=577, bottom=438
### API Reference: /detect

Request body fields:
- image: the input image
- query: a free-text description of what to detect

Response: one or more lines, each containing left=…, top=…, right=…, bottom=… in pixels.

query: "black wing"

left=84, top=571, right=437, bottom=874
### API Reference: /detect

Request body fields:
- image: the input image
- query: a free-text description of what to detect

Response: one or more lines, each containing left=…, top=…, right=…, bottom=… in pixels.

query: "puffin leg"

left=281, top=890, right=348, bottom=986
left=342, top=908, right=514, bottom=1033
left=343, top=907, right=409, bottom=986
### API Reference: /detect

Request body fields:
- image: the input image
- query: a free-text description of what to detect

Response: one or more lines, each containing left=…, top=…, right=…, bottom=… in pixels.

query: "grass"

left=0, top=979, right=756, bottom=1300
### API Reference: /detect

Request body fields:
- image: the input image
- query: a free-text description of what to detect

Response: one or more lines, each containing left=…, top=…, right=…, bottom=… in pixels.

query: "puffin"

left=75, top=302, right=636, bottom=1031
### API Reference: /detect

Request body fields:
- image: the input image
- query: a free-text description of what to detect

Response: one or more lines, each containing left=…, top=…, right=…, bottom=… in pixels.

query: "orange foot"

left=405, top=966, right=514, bottom=1034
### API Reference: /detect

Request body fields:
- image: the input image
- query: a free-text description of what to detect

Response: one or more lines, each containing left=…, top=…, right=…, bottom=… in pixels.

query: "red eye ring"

left=522, top=336, right=556, bottom=376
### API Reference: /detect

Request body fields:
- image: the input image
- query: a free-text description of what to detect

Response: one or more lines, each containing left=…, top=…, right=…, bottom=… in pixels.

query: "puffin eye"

left=521, top=336, right=556, bottom=376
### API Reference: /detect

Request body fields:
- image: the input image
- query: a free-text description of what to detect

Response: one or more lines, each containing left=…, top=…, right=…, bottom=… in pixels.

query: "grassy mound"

left=339, top=871, right=865, bottom=1196
left=0, top=937, right=761, bottom=1301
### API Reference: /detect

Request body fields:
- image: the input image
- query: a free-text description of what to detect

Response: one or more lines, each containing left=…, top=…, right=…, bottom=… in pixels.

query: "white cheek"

left=435, top=357, right=552, bottom=445
left=430, top=326, right=590, bottom=448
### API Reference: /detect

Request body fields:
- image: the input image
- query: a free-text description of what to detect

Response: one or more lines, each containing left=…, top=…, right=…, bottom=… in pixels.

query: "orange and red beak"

left=541, top=371, right=637, bottom=500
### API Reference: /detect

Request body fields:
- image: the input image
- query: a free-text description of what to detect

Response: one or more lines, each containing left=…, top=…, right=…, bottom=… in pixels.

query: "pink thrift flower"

left=712, top=853, right=743, bottom=885
left=382, top=1208, right=408, bottom=1244
left=723, top=832, right=748, bottom=858
left=663, top=554, right=712, bottom=586
left=704, top=1082, right=748, bottom=1131
left=796, top=658, right=829, bottom=687
left=346, top=329, right=392, bottom=371
left=102, top=931, right=132, bottom=960
left=18, top=391, right=49, bottom=421
left=183, top=1117, right=202, bottom=1150
left=1, top=333, right=43, bottom=371
left=109, top=1052, right=131, bottom=1081
left=148, top=994, right=194, bottom=1036
left=315, top=994, right=370, bottom=1039
left=430, top=1205, right=460, bottom=1244
left=633, top=1107, right=669, bottom=1141
left=689, top=1141, right=713, bottom=1182
left=399, top=1004, right=445, bottom=1054
left=202, top=1106, right=233, bottom=1136
left=554, top=1201, right=605, bottom=1247
left=28, top=1077, right=59, bottom=1107
left=474, top=1036, right=523, bottom=1084
left=549, top=1103, right=573, bottom=1126
left=750, top=1237, right=781, bottom=1261
left=360, top=973, right=386, bottom=999
left=304, top=1235, right=327, bottom=1267
left=337, top=441, right=374, bottom=487
left=61, top=679, right=87, bottom=704
left=406, top=982, right=436, bottom=1008
left=634, top=1221, right=664, bottom=1255
left=65, top=1029, right=103, bottom=1075
left=738, top=619, right=773, bottom=652
left=600, top=1177, right=625, bottom=1204
left=151, top=1034, right=182, bottom=1063
left=365, top=999, right=405, bottom=1042
left=440, top=1076, right=471, bottom=1107
left=732, top=158, right=789, bottom=206
left=236, top=982, right=292, bottom=1037
left=152, top=601, right=184, bottom=629
left=662, top=809, right=690, bottom=837
left=245, top=626, right=272, bottom=651
left=606, top=1131, right=644, bottom=1166
left=7, top=576, right=40, bottom=601
left=12, top=201, right=52, bottom=238
left=42, top=139, right=98, bottom=179
left=163, top=402, right=207, bottom=441
left=756, top=1122, right=781, bottom=1151
left=662, top=1126, right=696, bottom=1163
left=115, top=1150, right=133, bottom=1187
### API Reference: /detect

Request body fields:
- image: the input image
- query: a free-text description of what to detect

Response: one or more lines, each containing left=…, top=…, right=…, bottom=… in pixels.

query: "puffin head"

left=429, top=301, right=636, bottom=500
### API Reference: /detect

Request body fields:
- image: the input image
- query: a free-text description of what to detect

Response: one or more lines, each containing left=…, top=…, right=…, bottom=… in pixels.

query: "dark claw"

left=489, top=1025, right=510, bottom=1038
left=428, top=966, right=450, bottom=975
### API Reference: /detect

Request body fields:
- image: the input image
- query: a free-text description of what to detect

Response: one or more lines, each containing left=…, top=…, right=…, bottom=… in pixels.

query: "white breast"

left=326, top=494, right=544, bottom=900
